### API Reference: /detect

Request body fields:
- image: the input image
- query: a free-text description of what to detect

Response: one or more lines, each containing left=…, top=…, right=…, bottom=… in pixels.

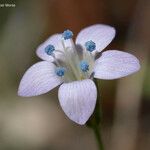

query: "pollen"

left=85, top=40, right=96, bottom=52
left=55, top=67, right=66, bottom=77
left=62, top=29, right=73, bottom=40
left=45, top=44, right=55, bottom=55
left=80, top=60, right=89, bottom=72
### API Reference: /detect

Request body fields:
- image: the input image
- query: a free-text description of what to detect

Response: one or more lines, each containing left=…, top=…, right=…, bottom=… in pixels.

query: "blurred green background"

left=0, top=0, right=150, bottom=150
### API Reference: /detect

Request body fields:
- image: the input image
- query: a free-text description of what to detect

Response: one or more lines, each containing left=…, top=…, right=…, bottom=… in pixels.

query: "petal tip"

left=134, top=60, right=141, bottom=73
left=74, top=119, right=87, bottom=125
left=17, top=84, right=34, bottom=97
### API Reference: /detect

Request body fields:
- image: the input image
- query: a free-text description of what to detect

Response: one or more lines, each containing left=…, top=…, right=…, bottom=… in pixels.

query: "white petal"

left=36, top=34, right=64, bottom=61
left=94, top=50, right=140, bottom=79
left=76, top=24, right=116, bottom=52
left=58, top=79, right=97, bottom=125
left=18, top=61, right=62, bottom=97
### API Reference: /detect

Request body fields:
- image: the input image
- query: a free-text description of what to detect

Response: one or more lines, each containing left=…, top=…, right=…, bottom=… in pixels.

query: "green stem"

left=92, top=123, right=104, bottom=150
left=86, top=79, right=104, bottom=150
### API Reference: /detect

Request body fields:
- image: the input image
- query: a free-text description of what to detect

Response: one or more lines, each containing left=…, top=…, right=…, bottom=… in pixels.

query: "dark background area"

left=0, top=0, right=150, bottom=150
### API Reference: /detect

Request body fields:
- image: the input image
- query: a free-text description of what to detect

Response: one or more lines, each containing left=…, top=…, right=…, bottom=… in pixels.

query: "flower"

left=18, top=24, right=140, bottom=125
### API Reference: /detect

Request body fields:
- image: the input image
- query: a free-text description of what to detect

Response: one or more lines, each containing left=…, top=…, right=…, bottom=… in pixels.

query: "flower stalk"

left=92, top=122, right=104, bottom=150
left=86, top=79, right=104, bottom=150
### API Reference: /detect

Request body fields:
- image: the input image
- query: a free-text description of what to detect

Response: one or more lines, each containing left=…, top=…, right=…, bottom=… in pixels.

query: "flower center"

left=44, top=30, right=95, bottom=82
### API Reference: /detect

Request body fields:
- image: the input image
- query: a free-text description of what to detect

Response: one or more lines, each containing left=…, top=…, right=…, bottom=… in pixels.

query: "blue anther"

left=85, top=40, right=96, bottom=52
left=45, top=44, right=55, bottom=55
left=80, top=60, right=89, bottom=72
left=62, top=29, right=73, bottom=40
left=55, top=67, right=66, bottom=77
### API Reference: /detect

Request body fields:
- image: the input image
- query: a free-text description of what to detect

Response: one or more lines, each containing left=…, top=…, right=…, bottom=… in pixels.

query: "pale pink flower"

left=18, top=24, right=140, bottom=125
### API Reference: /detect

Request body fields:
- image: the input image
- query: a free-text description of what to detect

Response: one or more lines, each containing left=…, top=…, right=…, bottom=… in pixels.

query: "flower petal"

left=94, top=50, right=140, bottom=79
left=18, top=61, right=62, bottom=97
left=76, top=24, right=116, bottom=52
left=58, top=79, right=97, bottom=125
left=36, top=34, right=64, bottom=61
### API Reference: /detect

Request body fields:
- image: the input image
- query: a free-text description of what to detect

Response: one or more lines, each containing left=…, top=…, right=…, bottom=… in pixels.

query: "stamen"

left=51, top=53, right=60, bottom=66
left=80, top=60, right=89, bottom=72
left=61, top=38, right=81, bottom=80
left=45, top=44, right=55, bottom=55
left=62, top=29, right=73, bottom=40
left=85, top=40, right=96, bottom=52
left=55, top=67, right=66, bottom=77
